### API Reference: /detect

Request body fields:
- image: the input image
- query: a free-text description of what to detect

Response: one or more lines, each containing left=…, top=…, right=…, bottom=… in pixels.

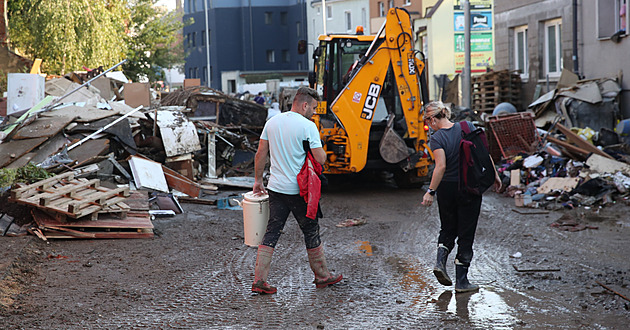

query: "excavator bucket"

left=379, top=115, right=410, bottom=164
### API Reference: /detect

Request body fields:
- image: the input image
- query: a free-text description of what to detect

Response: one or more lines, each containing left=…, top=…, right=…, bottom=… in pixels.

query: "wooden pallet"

left=471, top=70, right=523, bottom=112
left=11, top=173, right=130, bottom=220
left=31, top=191, right=153, bottom=239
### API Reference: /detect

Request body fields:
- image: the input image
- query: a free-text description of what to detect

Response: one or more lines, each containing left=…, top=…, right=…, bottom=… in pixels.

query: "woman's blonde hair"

left=424, top=101, right=451, bottom=120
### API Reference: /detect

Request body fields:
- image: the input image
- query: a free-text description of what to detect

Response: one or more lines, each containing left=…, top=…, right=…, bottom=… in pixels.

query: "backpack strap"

left=459, top=121, right=473, bottom=135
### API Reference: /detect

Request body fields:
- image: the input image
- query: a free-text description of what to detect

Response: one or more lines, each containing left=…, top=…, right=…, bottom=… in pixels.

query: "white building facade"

left=306, top=0, right=372, bottom=70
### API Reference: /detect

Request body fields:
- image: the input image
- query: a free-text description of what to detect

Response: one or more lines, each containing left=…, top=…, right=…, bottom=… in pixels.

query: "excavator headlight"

left=424, top=124, right=429, bottom=131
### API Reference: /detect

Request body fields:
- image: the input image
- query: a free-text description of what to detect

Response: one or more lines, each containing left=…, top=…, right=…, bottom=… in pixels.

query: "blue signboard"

left=454, top=11, right=492, bottom=31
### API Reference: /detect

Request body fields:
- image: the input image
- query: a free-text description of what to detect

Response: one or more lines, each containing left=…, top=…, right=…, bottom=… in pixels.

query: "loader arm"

left=328, top=7, right=427, bottom=173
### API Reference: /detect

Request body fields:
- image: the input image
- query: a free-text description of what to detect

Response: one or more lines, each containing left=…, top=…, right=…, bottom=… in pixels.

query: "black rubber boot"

left=433, top=245, right=452, bottom=286
left=455, top=264, right=479, bottom=293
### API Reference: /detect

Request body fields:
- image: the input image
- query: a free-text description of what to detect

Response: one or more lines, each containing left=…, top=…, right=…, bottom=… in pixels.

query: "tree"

left=7, top=0, right=185, bottom=82
left=7, top=0, right=128, bottom=75
left=122, top=0, right=186, bottom=83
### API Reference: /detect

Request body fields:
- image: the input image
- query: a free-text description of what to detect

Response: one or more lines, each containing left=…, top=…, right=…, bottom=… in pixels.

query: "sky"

left=155, top=0, right=176, bottom=11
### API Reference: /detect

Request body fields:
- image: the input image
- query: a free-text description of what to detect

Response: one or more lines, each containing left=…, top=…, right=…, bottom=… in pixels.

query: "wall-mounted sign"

left=454, top=11, right=492, bottom=31
left=454, top=51, right=494, bottom=73
left=454, top=0, right=492, bottom=10
left=454, top=33, right=493, bottom=52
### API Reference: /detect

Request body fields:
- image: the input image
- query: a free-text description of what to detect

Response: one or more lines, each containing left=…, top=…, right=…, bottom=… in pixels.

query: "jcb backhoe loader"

left=299, top=7, right=433, bottom=186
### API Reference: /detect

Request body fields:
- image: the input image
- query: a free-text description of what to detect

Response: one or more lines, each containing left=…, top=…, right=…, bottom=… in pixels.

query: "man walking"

left=251, top=86, right=342, bottom=294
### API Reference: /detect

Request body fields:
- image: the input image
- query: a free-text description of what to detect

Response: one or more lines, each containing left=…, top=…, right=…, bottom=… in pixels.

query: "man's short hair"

left=294, top=86, right=321, bottom=105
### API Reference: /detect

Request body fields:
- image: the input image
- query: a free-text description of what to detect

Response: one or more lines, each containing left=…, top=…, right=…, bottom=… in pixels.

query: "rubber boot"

left=455, top=263, right=479, bottom=293
left=433, top=244, right=452, bottom=286
left=307, top=245, right=343, bottom=288
left=252, top=245, right=277, bottom=294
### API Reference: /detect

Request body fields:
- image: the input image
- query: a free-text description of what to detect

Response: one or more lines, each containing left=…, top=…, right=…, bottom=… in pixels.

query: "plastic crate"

left=487, top=112, right=539, bottom=159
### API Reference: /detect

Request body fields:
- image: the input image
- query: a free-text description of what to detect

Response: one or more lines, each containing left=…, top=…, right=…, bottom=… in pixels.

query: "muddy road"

left=1, top=177, right=629, bottom=329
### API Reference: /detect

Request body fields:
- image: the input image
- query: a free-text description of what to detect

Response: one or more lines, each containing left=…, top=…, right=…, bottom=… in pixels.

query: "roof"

left=425, top=0, right=444, bottom=18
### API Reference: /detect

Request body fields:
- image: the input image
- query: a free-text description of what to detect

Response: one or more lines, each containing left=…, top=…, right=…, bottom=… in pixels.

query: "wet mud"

left=1, top=176, right=629, bottom=328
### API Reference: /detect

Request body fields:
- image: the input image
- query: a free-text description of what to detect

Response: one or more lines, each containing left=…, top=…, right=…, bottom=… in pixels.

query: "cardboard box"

left=123, top=82, right=151, bottom=108
left=183, top=79, right=200, bottom=88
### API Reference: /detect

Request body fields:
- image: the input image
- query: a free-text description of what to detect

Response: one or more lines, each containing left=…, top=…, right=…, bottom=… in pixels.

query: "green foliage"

left=7, top=0, right=185, bottom=82
left=0, top=163, right=53, bottom=188
left=122, top=0, right=186, bottom=82
left=8, top=0, right=128, bottom=75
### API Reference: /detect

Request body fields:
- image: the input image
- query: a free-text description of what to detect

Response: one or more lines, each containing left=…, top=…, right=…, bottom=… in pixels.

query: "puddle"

left=434, top=288, right=518, bottom=329
left=356, top=240, right=373, bottom=256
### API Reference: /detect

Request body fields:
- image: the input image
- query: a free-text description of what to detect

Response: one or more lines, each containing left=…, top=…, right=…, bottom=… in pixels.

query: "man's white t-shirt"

left=261, top=111, right=322, bottom=195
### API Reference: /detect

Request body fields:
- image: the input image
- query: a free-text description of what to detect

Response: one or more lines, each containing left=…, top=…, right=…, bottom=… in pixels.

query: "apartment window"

left=514, top=25, right=528, bottom=79
left=281, top=12, right=288, bottom=25
left=265, top=12, right=272, bottom=25
left=544, top=19, right=562, bottom=77
left=379, top=2, right=385, bottom=17
left=297, top=61, right=303, bottom=70
left=267, top=50, right=275, bottom=63
left=192, top=32, right=196, bottom=47
left=317, top=6, right=320, bottom=15
left=208, top=29, right=211, bottom=45
left=201, top=31, right=205, bottom=46
left=297, top=22, right=301, bottom=37
left=327, top=5, right=333, bottom=19
left=597, top=0, right=629, bottom=39
left=389, top=0, right=394, bottom=9
left=194, top=67, right=199, bottom=78
left=282, top=50, right=290, bottom=62
left=186, top=33, right=191, bottom=48
left=188, top=68, right=193, bottom=77
left=362, top=8, right=367, bottom=28
left=202, top=67, right=207, bottom=84
left=404, top=0, right=411, bottom=6
left=228, top=79, right=236, bottom=94
left=345, top=11, right=352, bottom=31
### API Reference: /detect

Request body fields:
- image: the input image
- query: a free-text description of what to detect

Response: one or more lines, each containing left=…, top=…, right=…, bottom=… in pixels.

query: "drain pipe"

left=572, top=0, right=579, bottom=77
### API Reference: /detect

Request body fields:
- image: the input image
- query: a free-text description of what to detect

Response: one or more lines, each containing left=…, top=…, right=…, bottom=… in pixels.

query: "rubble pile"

left=0, top=70, right=266, bottom=240
left=488, top=70, right=630, bottom=216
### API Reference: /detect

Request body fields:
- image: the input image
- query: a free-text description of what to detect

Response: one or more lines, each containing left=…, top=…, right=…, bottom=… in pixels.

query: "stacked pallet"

left=9, top=173, right=153, bottom=239
left=472, top=70, right=522, bottom=113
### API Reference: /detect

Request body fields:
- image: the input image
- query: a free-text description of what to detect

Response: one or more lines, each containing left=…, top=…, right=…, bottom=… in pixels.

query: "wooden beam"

left=555, top=123, right=613, bottom=159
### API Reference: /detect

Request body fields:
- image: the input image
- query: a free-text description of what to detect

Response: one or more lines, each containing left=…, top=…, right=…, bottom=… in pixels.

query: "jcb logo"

left=361, top=83, right=381, bottom=120
left=408, top=58, right=415, bottom=75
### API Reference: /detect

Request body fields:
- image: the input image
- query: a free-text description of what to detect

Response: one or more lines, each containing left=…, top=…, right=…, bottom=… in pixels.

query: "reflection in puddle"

left=436, top=288, right=518, bottom=329
left=356, top=240, right=373, bottom=256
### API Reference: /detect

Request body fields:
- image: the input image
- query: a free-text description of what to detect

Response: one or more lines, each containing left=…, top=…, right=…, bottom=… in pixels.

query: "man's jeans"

left=261, top=190, right=321, bottom=249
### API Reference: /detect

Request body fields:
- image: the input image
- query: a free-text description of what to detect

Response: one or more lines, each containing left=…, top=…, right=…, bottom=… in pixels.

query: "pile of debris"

left=0, top=68, right=268, bottom=240
left=486, top=69, right=630, bottom=218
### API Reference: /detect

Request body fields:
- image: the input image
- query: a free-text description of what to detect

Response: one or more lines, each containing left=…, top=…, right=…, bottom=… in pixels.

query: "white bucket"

left=241, top=191, right=269, bottom=247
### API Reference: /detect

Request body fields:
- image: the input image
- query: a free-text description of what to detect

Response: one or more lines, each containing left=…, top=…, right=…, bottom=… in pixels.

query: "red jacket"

left=297, top=151, right=322, bottom=219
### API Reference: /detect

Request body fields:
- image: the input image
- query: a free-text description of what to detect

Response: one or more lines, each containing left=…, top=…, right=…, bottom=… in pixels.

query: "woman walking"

left=421, top=101, right=501, bottom=293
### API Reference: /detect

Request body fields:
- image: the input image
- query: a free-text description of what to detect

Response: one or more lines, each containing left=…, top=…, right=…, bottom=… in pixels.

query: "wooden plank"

left=40, top=230, right=154, bottom=239
left=176, top=196, right=216, bottom=205
left=12, top=116, right=75, bottom=140
left=537, top=177, right=581, bottom=194
left=67, top=139, right=110, bottom=168
left=546, top=135, right=590, bottom=157
left=33, top=208, right=153, bottom=233
left=0, top=137, right=48, bottom=168
left=5, top=152, right=37, bottom=169
left=40, top=105, right=117, bottom=123
left=555, top=123, right=613, bottom=159
left=164, top=172, right=200, bottom=197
